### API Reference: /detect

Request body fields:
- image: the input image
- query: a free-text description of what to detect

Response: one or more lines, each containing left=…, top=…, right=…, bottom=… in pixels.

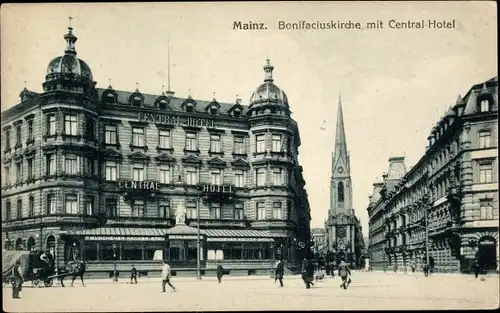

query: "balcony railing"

left=105, top=216, right=174, bottom=227
left=2, top=214, right=100, bottom=230
left=188, top=218, right=248, bottom=228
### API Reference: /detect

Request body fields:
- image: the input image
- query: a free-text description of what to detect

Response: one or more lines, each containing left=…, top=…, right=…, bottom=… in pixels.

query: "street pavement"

left=3, top=271, right=499, bottom=311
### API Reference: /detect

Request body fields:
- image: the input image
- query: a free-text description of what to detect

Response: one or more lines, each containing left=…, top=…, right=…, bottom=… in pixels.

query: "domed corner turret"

left=42, top=18, right=95, bottom=95
left=248, top=59, right=290, bottom=118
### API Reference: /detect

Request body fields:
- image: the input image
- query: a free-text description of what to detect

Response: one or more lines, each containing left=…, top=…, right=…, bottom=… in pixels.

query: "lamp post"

left=196, top=195, right=201, bottom=280
left=112, top=243, right=118, bottom=282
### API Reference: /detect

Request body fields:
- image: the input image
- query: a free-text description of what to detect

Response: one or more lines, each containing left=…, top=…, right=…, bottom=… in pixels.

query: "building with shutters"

left=1, top=23, right=311, bottom=277
left=367, top=77, right=498, bottom=273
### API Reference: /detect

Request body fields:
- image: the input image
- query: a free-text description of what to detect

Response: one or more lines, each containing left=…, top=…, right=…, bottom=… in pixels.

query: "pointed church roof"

left=333, top=94, right=349, bottom=169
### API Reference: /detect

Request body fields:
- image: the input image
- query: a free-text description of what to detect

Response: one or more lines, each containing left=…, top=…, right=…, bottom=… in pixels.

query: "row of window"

left=106, top=126, right=288, bottom=154
left=4, top=196, right=292, bottom=221
left=104, top=161, right=287, bottom=187
left=103, top=93, right=244, bottom=118
left=3, top=155, right=96, bottom=185
left=3, top=114, right=96, bottom=152
left=3, top=114, right=290, bottom=155
left=2, top=155, right=291, bottom=187
left=4, top=194, right=94, bottom=220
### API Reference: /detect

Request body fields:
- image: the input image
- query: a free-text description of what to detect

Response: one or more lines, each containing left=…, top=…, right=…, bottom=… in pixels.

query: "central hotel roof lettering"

left=138, top=112, right=215, bottom=128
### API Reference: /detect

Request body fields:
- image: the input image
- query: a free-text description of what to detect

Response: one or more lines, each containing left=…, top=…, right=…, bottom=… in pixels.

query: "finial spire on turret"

left=135, top=82, right=139, bottom=92
left=64, top=16, right=78, bottom=55
left=162, top=84, right=165, bottom=95
left=263, top=59, right=274, bottom=83
left=108, top=79, right=112, bottom=89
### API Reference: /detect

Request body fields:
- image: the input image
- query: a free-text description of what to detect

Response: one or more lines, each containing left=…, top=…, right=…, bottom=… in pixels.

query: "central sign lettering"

left=201, top=184, right=234, bottom=194
left=138, top=113, right=215, bottom=128
left=118, top=180, right=159, bottom=190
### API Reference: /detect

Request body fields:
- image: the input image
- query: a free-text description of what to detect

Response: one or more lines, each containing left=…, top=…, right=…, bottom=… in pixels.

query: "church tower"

left=329, top=95, right=354, bottom=217
left=325, top=95, right=362, bottom=267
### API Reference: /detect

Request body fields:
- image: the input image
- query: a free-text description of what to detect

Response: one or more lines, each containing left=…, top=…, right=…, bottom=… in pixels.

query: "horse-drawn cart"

left=2, top=250, right=80, bottom=288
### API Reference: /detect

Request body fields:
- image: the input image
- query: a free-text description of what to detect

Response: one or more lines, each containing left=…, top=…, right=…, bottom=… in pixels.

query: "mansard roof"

left=96, top=88, right=249, bottom=116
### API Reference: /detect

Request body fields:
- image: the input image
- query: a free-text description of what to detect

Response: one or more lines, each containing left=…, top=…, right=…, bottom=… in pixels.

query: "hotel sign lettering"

left=138, top=113, right=215, bottom=128
left=201, top=184, right=235, bottom=194
left=118, top=180, right=159, bottom=190
left=84, top=236, right=164, bottom=241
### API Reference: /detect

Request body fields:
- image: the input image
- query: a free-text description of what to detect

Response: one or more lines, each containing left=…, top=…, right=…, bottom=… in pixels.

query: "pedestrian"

left=130, top=265, right=138, bottom=284
left=11, top=260, right=24, bottom=299
left=216, top=262, right=224, bottom=284
left=404, top=265, right=408, bottom=274
left=393, top=264, right=398, bottom=273
left=472, top=259, right=481, bottom=279
left=71, top=260, right=86, bottom=287
left=338, top=259, right=352, bottom=290
left=301, top=257, right=315, bottom=289
left=411, top=264, right=415, bottom=274
left=423, top=263, right=429, bottom=277
left=161, top=260, right=176, bottom=292
left=274, top=258, right=284, bottom=287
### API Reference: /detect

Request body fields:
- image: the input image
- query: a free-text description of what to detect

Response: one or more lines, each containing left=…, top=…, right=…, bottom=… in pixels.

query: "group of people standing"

left=272, top=257, right=353, bottom=290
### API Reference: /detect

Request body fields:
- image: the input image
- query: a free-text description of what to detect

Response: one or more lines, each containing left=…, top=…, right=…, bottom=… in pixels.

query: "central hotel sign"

left=138, top=113, right=215, bottom=128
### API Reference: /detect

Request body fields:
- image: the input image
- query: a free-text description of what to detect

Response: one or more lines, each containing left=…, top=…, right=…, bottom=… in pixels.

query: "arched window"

left=159, top=99, right=168, bottom=110
left=209, top=106, right=218, bottom=115
left=337, top=181, right=344, bottom=202
left=233, top=109, right=241, bottom=118
left=186, top=103, right=194, bottom=113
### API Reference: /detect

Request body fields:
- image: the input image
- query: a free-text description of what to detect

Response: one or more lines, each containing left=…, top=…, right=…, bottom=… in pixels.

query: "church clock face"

left=337, top=167, right=344, bottom=174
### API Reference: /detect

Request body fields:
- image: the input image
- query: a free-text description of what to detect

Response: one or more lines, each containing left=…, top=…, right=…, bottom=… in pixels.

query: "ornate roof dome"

left=249, top=59, right=289, bottom=108
left=45, top=22, right=93, bottom=82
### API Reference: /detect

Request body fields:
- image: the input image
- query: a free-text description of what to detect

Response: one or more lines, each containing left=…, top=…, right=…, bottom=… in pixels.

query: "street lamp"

left=112, top=243, right=118, bottom=282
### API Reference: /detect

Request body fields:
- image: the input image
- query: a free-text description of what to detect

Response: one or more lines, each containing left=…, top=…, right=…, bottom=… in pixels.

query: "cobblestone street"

left=3, top=272, right=499, bottom=311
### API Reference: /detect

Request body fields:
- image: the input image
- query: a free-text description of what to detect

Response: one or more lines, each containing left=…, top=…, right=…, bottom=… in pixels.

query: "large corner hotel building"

left=1, top=25, right=312, bottom=276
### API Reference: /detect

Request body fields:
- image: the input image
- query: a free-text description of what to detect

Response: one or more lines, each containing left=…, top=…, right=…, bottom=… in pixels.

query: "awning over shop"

left=61, top=227, right=166, bottom=242
left=204, top=229, right=288, bottom=242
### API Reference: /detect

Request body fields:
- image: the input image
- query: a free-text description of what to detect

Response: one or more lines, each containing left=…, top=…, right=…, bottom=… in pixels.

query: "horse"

left=58, top=261, right=86, bottom=287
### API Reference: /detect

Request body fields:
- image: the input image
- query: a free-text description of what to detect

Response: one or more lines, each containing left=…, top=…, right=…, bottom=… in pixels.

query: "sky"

left=1, top=2, right=497, bottom=237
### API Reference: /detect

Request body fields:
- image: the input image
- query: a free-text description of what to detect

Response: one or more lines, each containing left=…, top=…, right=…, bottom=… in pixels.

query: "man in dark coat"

left=301, top=257, right=315, bottom=289
left=11, top=260, right=24, bottom=299
left=472, top=259, right=481, bottom=279
left=216, top=262, right=224, bottom=283
left=130, top=265, right=138, bottom=284
left=274, top=259, right=284, bottom=287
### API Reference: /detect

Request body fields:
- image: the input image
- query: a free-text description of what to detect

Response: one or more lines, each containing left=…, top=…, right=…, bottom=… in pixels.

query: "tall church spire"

left=332, top=94, right=349, bottom=174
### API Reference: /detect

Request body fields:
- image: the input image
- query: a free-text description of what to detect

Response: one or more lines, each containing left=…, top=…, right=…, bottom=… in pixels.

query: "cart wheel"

left=44, top=279, right=53, bottom=287
left=32, top=279, right=40, bottom=288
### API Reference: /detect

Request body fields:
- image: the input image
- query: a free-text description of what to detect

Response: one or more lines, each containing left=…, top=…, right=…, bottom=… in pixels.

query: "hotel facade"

left=1, top=25, right=311, bottom=277
left=367, top=77, right=498, bottom=273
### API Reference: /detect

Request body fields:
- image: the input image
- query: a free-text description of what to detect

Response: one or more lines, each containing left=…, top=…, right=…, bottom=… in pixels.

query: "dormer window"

left=186, top=103, right=194, bottom=113
left=480, top=99, right=490, bottom=112
left=233, top=109, right=241, bottom=118
left=210, top=106, right=218, bottom=115
left=106, top=93, right=115, bottom=103
left=132, top=96, right=142, bottom=107
left=159, top=99, right=168, bottom=110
